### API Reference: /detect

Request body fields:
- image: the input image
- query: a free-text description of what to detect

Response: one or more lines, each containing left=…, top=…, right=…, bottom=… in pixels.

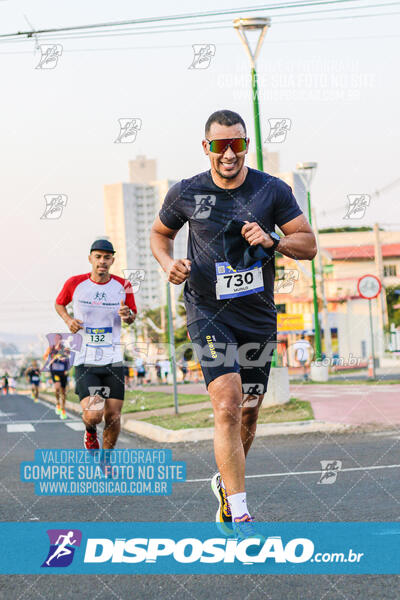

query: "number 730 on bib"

left=215, top=261, right=264, bottom=300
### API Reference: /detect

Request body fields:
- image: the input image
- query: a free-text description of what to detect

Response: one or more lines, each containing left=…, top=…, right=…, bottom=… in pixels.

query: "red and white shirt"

left=56, top=273, right=137, bottom=366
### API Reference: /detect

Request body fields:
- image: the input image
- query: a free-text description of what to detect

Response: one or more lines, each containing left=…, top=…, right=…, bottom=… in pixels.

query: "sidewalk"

left=130, top=381, right=400, bottom=427
left=292, top=383, right=400, bottom=426
left=143, top=383, right=207, bottom=395
left=33, top=379, right=400, bottom=444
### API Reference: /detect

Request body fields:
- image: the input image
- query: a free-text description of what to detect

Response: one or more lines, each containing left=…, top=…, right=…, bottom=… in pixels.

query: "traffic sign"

left=357, top=274, right=382, bottom=300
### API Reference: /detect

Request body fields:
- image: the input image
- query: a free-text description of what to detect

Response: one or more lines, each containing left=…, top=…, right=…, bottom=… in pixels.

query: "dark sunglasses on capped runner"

left=206, top=137, right=248, bottom=154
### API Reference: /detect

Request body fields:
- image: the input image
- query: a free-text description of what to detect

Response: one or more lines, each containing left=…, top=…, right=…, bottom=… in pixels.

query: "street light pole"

left=166, top=282, right=179, bottom=414
left=296, top=162, right=322, bottom=362
left=251, top=68, right=263, bottom=170
left=234, top=17, right=271, bottom=171
left=312, top=206, right=333, bottom=361
left=234, top=16, right=280, bottom=365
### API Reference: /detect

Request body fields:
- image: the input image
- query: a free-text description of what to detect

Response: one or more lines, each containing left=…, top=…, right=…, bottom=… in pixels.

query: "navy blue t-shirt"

left=159, top=167, right=302, bottom=332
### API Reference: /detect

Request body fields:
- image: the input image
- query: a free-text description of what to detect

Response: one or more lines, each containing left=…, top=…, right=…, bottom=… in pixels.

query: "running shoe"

left=34, top=397, right=39, bottom=403
left=55, top=405, right=61, bottom=415
left=84, top=430, right=100, bottom=450
left=211, top=473, right=234, bottom=537
left=233, top=514, right=265, bottom=545
left=60, top=410, right=67, bottom=420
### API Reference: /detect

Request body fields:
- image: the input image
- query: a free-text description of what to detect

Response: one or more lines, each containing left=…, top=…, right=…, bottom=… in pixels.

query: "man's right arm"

left=54, top=303, right=83, bottom=333
left=55, top=277, right=84, bottom=333
left=150, top=216, right=191, bottom=285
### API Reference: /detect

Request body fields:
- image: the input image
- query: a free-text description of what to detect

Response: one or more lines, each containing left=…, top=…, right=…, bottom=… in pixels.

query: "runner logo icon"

left=41, top=529, right=82, bottom=568
left=93, top=291, right=106, bottom=303
left=193, top=195, right=216, bottom=219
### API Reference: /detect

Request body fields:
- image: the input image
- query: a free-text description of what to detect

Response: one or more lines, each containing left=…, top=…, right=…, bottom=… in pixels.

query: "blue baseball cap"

left=90, top=239, right=115, bottom=254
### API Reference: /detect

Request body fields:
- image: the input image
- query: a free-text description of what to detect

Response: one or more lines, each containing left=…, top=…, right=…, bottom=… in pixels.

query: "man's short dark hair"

left=205, top=110, right=247, bottom=137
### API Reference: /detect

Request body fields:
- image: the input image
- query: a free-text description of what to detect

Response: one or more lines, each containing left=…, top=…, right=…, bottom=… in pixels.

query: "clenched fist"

left=66, top=317, right=83, bottom=334
left=167, top=259, right=192, bottom=285
left=241, top=221, right=272, bottom=248
left=118, top=300, right=133, bottom=323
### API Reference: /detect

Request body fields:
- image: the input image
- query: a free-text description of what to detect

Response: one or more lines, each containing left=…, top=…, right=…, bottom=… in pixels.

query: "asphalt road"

left=1, top=392, right=400, bottom=599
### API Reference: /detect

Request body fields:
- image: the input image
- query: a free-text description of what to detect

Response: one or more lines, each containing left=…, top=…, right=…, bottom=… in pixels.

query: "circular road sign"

left=357, top=274, right=382, bottom=300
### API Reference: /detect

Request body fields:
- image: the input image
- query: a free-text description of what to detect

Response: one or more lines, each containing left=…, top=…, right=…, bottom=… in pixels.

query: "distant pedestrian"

left=179, top=355, right=189, bottom=382
left=292, top=338, right=313, bottom=381
left=135, top=358, right=146, bottom=386
left=1, top=373, right=9, bottom=395
left=160, top=359, right=171, bottom=384
left=8, top=377, right=16, bottom=394
left=155, top=360, right=162, bottom=383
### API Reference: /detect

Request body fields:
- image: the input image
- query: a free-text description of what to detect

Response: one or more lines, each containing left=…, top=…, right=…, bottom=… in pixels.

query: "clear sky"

left=1, top=0, right=400, bottom=337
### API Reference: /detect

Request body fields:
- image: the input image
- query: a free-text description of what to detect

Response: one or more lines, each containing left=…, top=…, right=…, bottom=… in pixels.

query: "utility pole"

left=160, top=266, right=167, bottom=339
left=373, top=223, right=389, bottom=354
left=312, top=207, right=332, bottom=360
left=296, top=162, right=322, bottom=362
left=166, top=282, right=179, bottom=414
left=160, top=305, right=166, bottom=339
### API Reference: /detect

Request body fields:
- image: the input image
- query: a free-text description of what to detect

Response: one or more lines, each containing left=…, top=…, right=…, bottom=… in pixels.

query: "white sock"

left=227, top=492, right=250, bottom=521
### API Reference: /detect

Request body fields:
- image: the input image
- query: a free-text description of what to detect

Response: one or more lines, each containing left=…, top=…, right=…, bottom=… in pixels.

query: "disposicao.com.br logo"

left=84, top=535, right=314, bottom=565
left=82, top=534, right=364, bottom=569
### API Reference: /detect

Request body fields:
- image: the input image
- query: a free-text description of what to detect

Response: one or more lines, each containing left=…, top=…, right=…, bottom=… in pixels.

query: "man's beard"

left=215, top=163, right=241, bottom=180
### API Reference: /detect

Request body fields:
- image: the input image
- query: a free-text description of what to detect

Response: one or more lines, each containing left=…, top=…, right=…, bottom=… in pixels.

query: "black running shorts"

left=74, top=364, right=124, bottom=402
left=187, top=319, right=277, bottom=392
left=50, top=372, right=68, bottom=388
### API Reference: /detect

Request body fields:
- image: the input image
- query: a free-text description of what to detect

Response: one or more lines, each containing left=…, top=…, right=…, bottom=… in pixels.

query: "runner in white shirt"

left=55, top=239, right=137, bottom=449
left=292, top=338, right=313, bottom=381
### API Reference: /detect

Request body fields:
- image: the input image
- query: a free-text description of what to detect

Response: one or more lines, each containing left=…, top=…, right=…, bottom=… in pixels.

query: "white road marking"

left=185, top=463, right=400, bottom=483
left=0, top=419, right=81, bottom=425
left=370, top=431, right=400, bottom=437
left=7, top=423, right=35, bottom=433
left=65, top=422, right=86, bottom=431
left=0, top=410, right=16, bottom=417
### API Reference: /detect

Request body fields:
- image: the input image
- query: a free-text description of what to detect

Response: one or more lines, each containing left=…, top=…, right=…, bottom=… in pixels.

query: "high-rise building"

left=104, top=157, right=187, bottom=312
left=129, top=155, right=157, bottom=184
left=275, top=171, right=308, bottom=218
left=248, top=150, right=280, bottom=175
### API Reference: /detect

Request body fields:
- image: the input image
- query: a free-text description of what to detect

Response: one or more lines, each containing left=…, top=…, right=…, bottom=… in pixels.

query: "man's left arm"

left=118, top=282, right=137, bottom=325
left=241, top=214, right=317, bottom=260
left=118, top=300, right=136, bottom=325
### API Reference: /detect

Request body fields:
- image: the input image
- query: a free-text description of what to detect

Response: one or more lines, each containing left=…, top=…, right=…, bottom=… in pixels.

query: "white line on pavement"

left=65, top=422, right=86, bottom=431
left=370, top=431, right=400, bottom=436
left=185, top=463, right=400, bottom=483
left=0, top=419, right=82, bottom=425
left=7, top=423, right=35, bottom=433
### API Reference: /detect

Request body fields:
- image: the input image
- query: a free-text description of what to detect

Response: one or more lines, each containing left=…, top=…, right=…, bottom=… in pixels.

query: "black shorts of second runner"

left=50, top=372, right=68, bottom=388
left=187, top=319, right=277, bottom=393
left=74, top=364, right=124, bottom=402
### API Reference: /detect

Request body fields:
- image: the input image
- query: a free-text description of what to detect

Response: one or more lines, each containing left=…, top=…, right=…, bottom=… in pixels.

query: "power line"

left=1, top=31, right=398, bottom=55
left=0, top=0, right=380, bottom=40
left=2, top=9, right=399, bottom=45
left=278, top=7, right=400, bottom=22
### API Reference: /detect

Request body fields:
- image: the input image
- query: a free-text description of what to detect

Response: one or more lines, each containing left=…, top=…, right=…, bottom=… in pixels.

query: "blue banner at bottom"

left=1, top=522, right=399, bottom=574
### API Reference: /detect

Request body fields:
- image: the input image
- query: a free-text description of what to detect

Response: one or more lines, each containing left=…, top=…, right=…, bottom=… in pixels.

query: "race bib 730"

left=215, top=261, right=264, bottom=300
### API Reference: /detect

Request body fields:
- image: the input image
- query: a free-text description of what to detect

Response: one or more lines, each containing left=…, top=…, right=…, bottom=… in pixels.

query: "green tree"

left=386, top=285, right=400, bottom=327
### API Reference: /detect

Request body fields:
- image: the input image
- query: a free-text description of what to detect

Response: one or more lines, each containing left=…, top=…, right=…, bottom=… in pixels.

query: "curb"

left=36, top=392, right=351, bottom=443
left=123, top=418, right=351, bottom=443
